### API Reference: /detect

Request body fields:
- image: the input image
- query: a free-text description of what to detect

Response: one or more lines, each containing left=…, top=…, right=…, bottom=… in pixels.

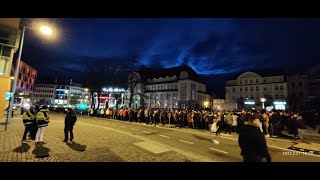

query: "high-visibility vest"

left=36, top=109, right=49, bottom=127
left=22, top=110, right=35, bottom=125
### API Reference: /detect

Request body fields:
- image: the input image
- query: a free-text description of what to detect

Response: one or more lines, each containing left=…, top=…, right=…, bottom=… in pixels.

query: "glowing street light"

left=260, top=98, right=266, bottom=110
left=84, top=88, right=89, bottom=92
left=204, top=101, right=209, bottom=108
left=40, top=25, right=53, bottom=36
left=6, top=23, right=55, bottom=128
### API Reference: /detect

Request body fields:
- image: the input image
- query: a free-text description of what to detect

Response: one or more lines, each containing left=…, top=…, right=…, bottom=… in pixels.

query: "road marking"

left=220, top=136, right=237, bottom=141
left=179, top=140, right=194, bottom=145
left=134, top=142, right=170, bottom=154
left=120, top=126, right=126, bottom=128
left=143, top=131, right=151, bottom=134
left=131, top=128, right=138, bottom=130
left=159, top=135, right=170, bottom=138
left=209, top=148, right=228, bottom=154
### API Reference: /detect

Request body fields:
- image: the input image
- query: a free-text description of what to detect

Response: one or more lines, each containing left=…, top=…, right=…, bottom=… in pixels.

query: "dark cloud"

left=21, top=18, right=320, bottom=82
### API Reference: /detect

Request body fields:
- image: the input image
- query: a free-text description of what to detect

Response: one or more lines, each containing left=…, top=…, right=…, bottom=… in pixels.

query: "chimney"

left=70, top=79, right=72, bottom=85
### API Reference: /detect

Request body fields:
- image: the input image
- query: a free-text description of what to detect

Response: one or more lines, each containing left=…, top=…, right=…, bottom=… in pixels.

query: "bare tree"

left=128, top=72, right=156, bottom=109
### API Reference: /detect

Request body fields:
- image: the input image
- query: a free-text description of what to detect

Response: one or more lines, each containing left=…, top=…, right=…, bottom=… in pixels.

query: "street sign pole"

left=5, top=97, right=12, bottom=131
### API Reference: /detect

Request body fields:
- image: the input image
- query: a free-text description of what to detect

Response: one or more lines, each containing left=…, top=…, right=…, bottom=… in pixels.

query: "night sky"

left=20, top=18, right=320, bottom=96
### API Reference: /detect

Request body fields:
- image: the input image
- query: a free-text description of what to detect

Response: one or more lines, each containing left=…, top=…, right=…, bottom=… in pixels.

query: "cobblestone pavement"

left=0, top=113, right=194, bottom=162
left=1, top=112, right=319, bottom=162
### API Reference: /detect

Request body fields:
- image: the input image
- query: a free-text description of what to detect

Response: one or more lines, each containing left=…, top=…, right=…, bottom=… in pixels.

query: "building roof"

left=136, top=65, right=201, bottom=82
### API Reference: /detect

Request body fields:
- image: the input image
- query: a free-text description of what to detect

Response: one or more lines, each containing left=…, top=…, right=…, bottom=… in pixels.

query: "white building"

left=225, top=72, right=288, bottom=110
left=126, top=65, right=212, bottom=109
left=31, top=83, right=90, bottom=107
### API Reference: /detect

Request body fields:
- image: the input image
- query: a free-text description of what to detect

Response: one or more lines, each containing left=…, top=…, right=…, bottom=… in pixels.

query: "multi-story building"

left=126, top=65, right=212, bottom=109
left=287, top=74, right=308, bottom=111
left=225, top=72, right=288, bottom=110
left=15, top=60, right=37, bottom=108
left=31, top=83, right=89, bottom=107
left=0, top=18, right=20, bottom=118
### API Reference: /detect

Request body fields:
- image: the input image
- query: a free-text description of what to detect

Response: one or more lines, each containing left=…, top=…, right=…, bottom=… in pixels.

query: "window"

left=226, top=89, right=228, bottom=92
left=245, top=80, right=248, bottom=84
left=232, top=88, right=235, bottom=92
left=250, top=80, right=253, bottom=83
left=240, top=88, right=242, bottom=92
left=180, top=83, right=187, bottom=88
left=275, top=86, right=279, bottom=90
left=299, top=82, right=303, bottom=86
left=280, top=95, right=284, bottom=99
left=256, top=79, right=259, bottom=83
left=26, top=85, right=29, bottom=89
left=291, top=82, right=295, bottom=87
left=173, top=93, right=177, bottom=100
left=232, top=96, right=235, bottom=100
left=250, top=87, right=253, bottom=91
left=245, top=87, right=247, bottom=91
left=263, top=79, right=267, bottom=83
left=299, top=91, right=304, bottom=97
left=160, top=94, right=164, bottom=100
left=166, top=94, right=171, bottom=100
left=275, top=95, right=279, bottom=99
left=280, top=86, right=283, bottom=90
left=256, top=86, right=259, bottom=91
left=251, top=97, right=254, bottom=99
left=240, top=80, right=242, bottom=85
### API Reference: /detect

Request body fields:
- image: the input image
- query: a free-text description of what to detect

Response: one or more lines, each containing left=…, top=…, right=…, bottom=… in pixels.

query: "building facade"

left=225, top=72, right=288, bottom=110
left=15, top=60, right=37, bottom=108
left=287, top=74, right=308, bottom=111
left=126, top=65, right=212, bottom=109
left=31, top=83, right=89, bottom=107
left=0, top=18, right=20, bottom=119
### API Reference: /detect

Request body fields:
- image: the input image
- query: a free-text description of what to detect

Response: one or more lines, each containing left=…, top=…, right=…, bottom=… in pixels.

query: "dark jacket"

left=238, top=124, right=271, bottom=162
left=65, top=111, right=77, bottom=127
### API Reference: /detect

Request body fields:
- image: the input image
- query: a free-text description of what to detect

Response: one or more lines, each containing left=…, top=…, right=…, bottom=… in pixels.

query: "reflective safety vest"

left=22, top=110, right=35, bottom=125
left=36, top=109, right=49, bottom=127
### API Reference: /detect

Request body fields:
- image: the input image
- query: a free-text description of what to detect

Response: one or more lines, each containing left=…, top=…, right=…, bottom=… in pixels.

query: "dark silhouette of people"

left=63, top=108, right=77, bottom=142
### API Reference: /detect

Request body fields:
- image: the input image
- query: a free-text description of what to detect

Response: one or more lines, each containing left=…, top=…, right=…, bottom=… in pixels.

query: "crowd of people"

left=85, top=107, right=320, bottom=139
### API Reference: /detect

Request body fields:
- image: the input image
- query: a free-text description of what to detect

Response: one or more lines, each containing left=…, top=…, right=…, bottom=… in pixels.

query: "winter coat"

left=238, top=124, right=271, bottom=162
left=225, top=114, right=233, bottom=125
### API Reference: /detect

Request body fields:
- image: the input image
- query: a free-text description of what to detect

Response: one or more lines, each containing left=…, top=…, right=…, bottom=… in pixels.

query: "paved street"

left=1, top=112, right=320, bottom=162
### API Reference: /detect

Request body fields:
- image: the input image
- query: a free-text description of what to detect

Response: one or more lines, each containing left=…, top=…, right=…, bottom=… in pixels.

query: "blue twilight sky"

left=21, top=18, right=320, bottom=77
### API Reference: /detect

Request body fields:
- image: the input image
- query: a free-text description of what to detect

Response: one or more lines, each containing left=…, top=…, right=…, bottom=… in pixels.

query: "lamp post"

left=6, top=25, right=53, bottom=130
left=260, top=98, right=266, bottom=110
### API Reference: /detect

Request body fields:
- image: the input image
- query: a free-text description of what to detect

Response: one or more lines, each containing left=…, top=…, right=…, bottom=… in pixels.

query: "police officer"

left=21, top=106, right=35, bottom=143
left=63, top=108, right=77, bottom=142
left=35, top=106, right=50, bottom=145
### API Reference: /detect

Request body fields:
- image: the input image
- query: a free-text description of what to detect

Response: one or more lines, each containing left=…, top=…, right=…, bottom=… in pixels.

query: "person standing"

left=63, top=108, right=77, bottom=142
left=21, top=106, right=36, bottom=143
left=238, top=114, right=271, bottom=162
left=225, top=112, right=233, bottom=134
left=35, top=106, right=50, bottom=145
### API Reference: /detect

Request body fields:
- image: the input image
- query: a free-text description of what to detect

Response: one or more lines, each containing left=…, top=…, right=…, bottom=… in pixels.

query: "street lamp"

left=204, top=101, right=209, bottom=108
left=6, top=24, right=54, bottom=128
left=260, top=98, right=266, bottom=110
